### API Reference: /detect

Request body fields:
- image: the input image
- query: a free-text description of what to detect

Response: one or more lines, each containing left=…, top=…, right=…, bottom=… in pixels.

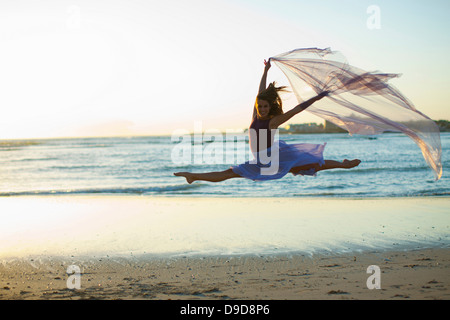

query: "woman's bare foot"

left=174, top=172, right=195, bottom=184
left=343, top=159, right=361, bottom=169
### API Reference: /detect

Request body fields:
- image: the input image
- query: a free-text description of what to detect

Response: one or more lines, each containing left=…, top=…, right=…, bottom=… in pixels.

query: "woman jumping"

left=174, top=59, right=361, bottom=184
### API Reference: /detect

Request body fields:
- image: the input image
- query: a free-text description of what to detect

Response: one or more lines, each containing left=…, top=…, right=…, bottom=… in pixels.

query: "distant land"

left=244, top=120, right=450, bottom=134
left=435, top=120, right=450, bottom=132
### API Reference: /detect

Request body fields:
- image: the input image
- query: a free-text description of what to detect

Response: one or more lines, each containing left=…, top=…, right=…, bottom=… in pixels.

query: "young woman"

left=174, top=59, right=360, bottom=184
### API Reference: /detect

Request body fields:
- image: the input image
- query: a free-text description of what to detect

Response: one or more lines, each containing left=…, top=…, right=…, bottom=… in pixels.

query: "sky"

left=0, top=0, right=449, bottom=139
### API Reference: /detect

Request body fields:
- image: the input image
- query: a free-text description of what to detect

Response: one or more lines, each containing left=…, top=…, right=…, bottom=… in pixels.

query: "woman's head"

left=256, top=82, right=287, bottom=118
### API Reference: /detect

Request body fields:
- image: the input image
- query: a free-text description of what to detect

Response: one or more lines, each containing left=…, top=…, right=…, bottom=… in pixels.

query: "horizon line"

left=1, top=119, right=449, bottom=141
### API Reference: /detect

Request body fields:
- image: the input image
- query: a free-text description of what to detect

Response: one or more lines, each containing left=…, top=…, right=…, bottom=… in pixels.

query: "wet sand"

left=0, top=196, right=448, bottom=300
left=0, top=248, right=449, bottom=300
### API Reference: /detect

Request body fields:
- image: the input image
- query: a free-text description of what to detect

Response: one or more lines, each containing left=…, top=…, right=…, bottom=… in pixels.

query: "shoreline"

left=1, top=196, right=448, bottom=259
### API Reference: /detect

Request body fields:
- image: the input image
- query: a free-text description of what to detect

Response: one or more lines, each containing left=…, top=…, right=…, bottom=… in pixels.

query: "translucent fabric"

left=271, top=48, right=442, bottom=180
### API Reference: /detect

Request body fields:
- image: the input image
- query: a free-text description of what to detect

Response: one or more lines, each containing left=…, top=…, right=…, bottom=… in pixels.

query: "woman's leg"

left=290, top=159, right=361, bottom=175
left=174, top=168, right=242, bottom=184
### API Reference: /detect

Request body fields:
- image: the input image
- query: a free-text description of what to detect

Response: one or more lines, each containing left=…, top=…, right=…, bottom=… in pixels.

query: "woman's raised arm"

left=269, top=91, right=329, bottom=129
left=253, top=59, right=271, bottom=118
left=259, top=59, right=271, bottom=93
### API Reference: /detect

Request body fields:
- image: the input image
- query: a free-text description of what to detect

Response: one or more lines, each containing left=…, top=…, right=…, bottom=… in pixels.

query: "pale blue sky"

left=0, top=0, right=448, bottom=138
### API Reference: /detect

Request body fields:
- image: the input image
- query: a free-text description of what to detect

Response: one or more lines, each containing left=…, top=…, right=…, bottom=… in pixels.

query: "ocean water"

left=1, top=132, right=449, bottom=198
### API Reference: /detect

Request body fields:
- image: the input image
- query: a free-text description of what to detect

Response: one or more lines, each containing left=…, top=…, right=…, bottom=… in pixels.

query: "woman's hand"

left=259, top=59, right=271, bottom=94
left=318, top=90, right=330, bottom=98
left=264, top=59, right=271, bottom=71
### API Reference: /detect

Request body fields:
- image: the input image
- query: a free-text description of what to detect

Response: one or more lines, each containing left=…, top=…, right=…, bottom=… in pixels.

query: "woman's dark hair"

left=256, top=82, right=288, bottom=116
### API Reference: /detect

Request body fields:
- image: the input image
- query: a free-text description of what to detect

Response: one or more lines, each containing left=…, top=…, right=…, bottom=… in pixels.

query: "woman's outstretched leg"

left=318, top=159, right=361, bottom=171
left=290, top=159, right=361, bottom=175
left=174, top=168, right=242, bottom=184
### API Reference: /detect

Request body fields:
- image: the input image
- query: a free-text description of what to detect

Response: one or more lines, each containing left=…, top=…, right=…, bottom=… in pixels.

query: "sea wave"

left=292, top=191, right=450, bottom=198
left=321, top=166, right=432, bottom=175
left=0, top=141, right=41, bottom=148
left=11, top=157, right=60, bottom=162
left=1, top=186, right=448, bottom=198
left=0, top=183, right=204, bottom=196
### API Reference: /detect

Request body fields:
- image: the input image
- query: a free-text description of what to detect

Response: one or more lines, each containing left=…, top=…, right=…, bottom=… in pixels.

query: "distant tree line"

left=276, top=120, right=450, bottom=134
left=435, top=120, right=450, bottom=132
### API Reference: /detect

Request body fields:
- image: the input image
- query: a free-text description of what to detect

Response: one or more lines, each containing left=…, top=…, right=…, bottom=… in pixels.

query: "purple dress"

left=231, top=117, right=326, bottom=181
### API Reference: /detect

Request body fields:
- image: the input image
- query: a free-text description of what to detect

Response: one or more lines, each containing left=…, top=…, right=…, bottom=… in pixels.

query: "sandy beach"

left=0, top=196, right=449, bottom=300
left=0, top=248, right=449, bottom=300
